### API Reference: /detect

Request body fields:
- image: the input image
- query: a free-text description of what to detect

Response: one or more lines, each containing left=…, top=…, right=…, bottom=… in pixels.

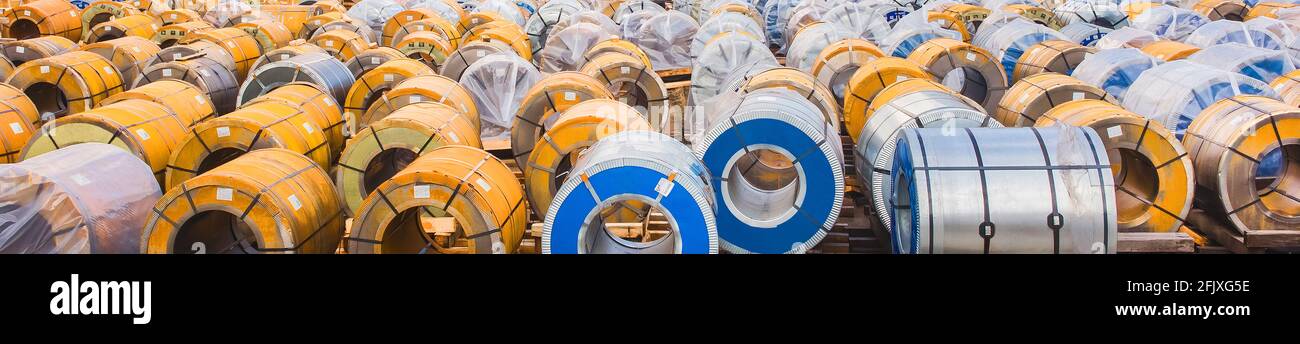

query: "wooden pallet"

left=1186, top=209, right=1300, bottom=254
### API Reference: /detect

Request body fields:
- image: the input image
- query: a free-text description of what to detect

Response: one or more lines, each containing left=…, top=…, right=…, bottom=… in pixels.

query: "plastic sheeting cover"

left=881, top=7, right=962, bottom=58
left=972, top=15, right=1068, bottom=80
left=476, top=0, right=528, bottom=27
left=823, top=2, right=891, bottom=44
left=1184, top=20, right=1285, bottom=49
left=347, top=0, right=406, bottom=31
left=460, top=52, right=542, bottom=140
left=1070, top=47, right=1159, bottom=102
left=1094, top=26, right=1159, bottom=49
left=691, top=12, right=766, bottom=55
left=0, top=143, right=161, bottom=254
left=539, top=22, right=614, bottom=72
left=786, top=23, right=852, bottom=72
left=1187, top=43, right=1295, bottom=83
left=630, top=10, right=699, bottom=70
left=1128, top=5, right=1207, bottom=41
left=1121, top=60, right=1278, bottom=135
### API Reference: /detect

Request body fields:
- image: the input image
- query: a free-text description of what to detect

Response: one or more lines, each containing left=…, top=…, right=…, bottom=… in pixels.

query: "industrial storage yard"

left=0, top=0, right=1296, bottom=254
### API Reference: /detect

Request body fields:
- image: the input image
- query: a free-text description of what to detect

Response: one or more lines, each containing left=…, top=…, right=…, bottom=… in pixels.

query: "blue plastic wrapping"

left=1128, top=5, right=1207, bottom=41
left=1184, top=19, right=1285, bottom=49
left=1187, top=43, right=1295, bottom=83
left=972, top=16, right=1068, bottom=80
left=1070, top=47, right=1158, bottom=102
left=1121, top=60, right=1278, bottom=136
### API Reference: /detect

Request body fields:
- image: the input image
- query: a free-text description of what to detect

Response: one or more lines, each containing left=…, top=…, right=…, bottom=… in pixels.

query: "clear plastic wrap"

left=784, top=0, right=831, bottom=47
left=347, top=0, right=405, bottom=32
left=786, top=22, right=852, bottom=72
left=823, top=2, right=892, bottom=44
left=476, top=0, right=528, bottom=27
left=697, top=0, right=753, bottom=23
left=1070, top=47, right=1159, bottom=102
left=1187, top=43, right=1295, bottom=83
left=1060, top=21, right=1113, bottom=46
left=972, top=15, right=1069, bottom=79
left=1094, top=26, right=1159, bottom=49
left=691, top=11, right=767, bottom=55
left=690, top=32, right=778, bottom=134
left=630, top=10, right=699, bottom=70
left=202, top=0, right=256, bottom=27
left=1121, top=60, right=1278, bottom=135
left=459, top=52, right=542, bottom=140
left=0, top=143, right=161, bottom=254
left=560, top=10, right=621, bottom=37
left=614, top=0, right=665, bottom=24
left=1054, top=0, right=1130, bottom=29
left=407, top=0, right=465, bottom=23
left=539, top=23, right=614, bottom=72
left=1183, top=19, right=1285, bottom=49
left=524, top=0, right=585, bottom=53
left=620, top=10, right=658, bottom=38
left=881, top=8, right=963, bottom=58
left=982, top=0, right=1042, bottom=7
left=1128, top=5, right=1208, bottom=41
left=761, top=0, right=799, bottom=51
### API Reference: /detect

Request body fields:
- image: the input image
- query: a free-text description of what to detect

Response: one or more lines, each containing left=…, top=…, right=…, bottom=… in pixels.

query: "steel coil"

left=185, top=27, right=263, bottom=81
left=86, top=14, right=159, bottom=44
left=348, top=145, right=526, bottom=254
left=438, top=41, right=509, bottom=81
left=1184, top=95, right=1300, bottom=231
left=143, top=148, right=345, bottom=254
left=381, top=8, right=440, bottom=47
left=615, top=0, right=664, bottom=24
left=237, top=51, right=354, bottom=107
left=150, top=40, right=237, bottom=73
left=235, top=20, right=294, bottom=53
left=1129, top=5, right=1208, bottom=41
left=159, top=9, right=202, bottom=26
left=1246, top=2, right=1297, bottom=20
left=810, top=38, right=885, bottom=104
left=1058, top=22, right=1111, bottom=47
left=0, top=82, right=40, bottom=130
left=1184, top=19, right=1284, bottom=49
left=80, top=36, right=161, bottom=90
left=1004, top=4, right=1065, bottom=29
left=629, top=9, right=697, bottom=71
left=1, top=36, right=78, bottom=68
left=152, top=21, right=213, bottom=48
left=316, top=19, right=378, bottom=45
left=0, top=83, right=36, bottom=163
left=786, top=21, right=849, bottom=73
left=855, top=79, right=1001, bottom=229
left=309, top=29, right=369, bottom=63
left=459, top=52, right=540, bottom=139
left=0, top=55, right=14, bottom=82
left=22, top=99, right=188, bottom=184
left=458, top=11, right=508, bottom=33
left=80, top=0, right=142, bottom=39
left=842, top=57, right=933, bottom=142
left=524, top=99, right=651, bottom=216
left=691, top=12, right=766, bottom=56
left=579, top=51, right=669, bottom=132
left=360, top=74, right=480, bottom=130
left=689, top=32, right=777, bottom=115
left=390, top=17, right=462, bottom=51
left=463, top=23, right=533, bottom=61
left=249, top=40, right=327, bottom=72
left=524, top=0, right=582, bottom=54
left=394, top=30, right=453, bottom=70
left=1069, top=47, right=1157, bottom=103
left=1192, top=0, right=1247, bottom=21
left=938, top=4, right=992, bottom=38
left=1036, top=99, right=1194, bottom=233
left=1012, top=39, right=1093, bottom=82
left=342, top=58, right=435, bottom=132
left=343, top=46, right=405, bottom=78
left=542, top=130, right=718, bottom=254
left=973, top=18, right=1069, bottom=83
left=583, top=38, right=654, bottom=70
left=510, top=72, right=613, bottom=168
left=135, top=53, right=240, bottom=114
left=1095, top=26, right=1159, bottom=49
left=1054, top=0, right=1129, bottom=29
left=734, top=67, right=840, bottom=131
left=3, top=0, right=83, bottom=41
left=995, top=72, right=1115, bottom=127
left=538, top=23, right=613, bottom=73
left=1121, top=60, right=1276, bottom=135
left=1269, top=70, right=1300, bottom=106
left=5, top=51, right=124, bottom=122
left=907, top=37, right=1007, bottom=112
left=101, top=79, right=214, bottom=128
left=300, top=11, right=345, bottom=40
left=335, top=102, right=482, bottom=214
left=694, top=88, right=842, bottom=254
left=1187, top=43, right=1294, bottom=83
left=1138, top=39, right=1199, bottom=61
left=248, top=82, right=346, bottom=153
left=890, top=126, right=1118, bottom=253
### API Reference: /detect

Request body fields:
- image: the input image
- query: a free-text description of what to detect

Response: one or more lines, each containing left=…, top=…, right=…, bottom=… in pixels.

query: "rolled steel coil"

left=995, top=72, right=1115, bottom=127
left=542, top=130, right=718, bottom=254
left=579, top=51, right=669, bottom=132
left=1, top=36, right=78, bottom=68
left=80, top=0, right=142, bottom=39
left=342, top=58, right=436, bottom=132
left=250, top=81, right=346, bottom=151
left=583, top=38, right=654, bottom=72
left=391, top=17, right=462, bottom=51
left=159, top=9, right=202, bottom=26
left=80, top=36, right=160, bottom=91
left=785, top=21, right=848, bottom=73
left=890, top=126, right=1118, bottom=253
left=1059, top=22, right=1111, bottom=47
left=457, top=11, right=508, bottom=33
left=712, top=3, right=763, bottom=27
left=810, top=38, right=885, bottom=104
left=459, top=52, right=541, bottom=139
left=165, top=85, right=340, bottom=189
left=1054, top=0, right=1129, bottom=29
left=1069, top=47, right=1157, bottom=102
left=0, top=82, right=40, bottom=130
left=0, top=56, right=15, bottom=81
left=0, top=143, right=159, bottom=253
left=1004, top=4, right=1065, bottom=30
left=259, top=5, right=313, bottom=38
left=1189, top=43, right=1294, bottom=83
left=360, top=74, right=480, bottom=130
left=135, top=53, right=240, bottom=114
left=463, top=23, right=533, bottom=62
left=394, top=30, right=453, bottom=70
left=85, top=14, right=159, bottom=44
left=143, top=148, right=345, bottom=254
left=733, top=67, right=840, bottom=131
left=1184, top=19, right=1284, bottom=49
left=879, top=22, right=961, bottom=59
left=843, top=57, right=934, bottom=142
left=630, top=9, right=697, bottom=71
left=237, top=52, right=354, bottom=107
left=309, top=0, right=346, bottom=16
left=382, top=8, right=439, bottom=47
left=1138, top=40, right=1200, bottom=61
left=344, top=46, right=405, bottom=78
left=185, top=28, right=263, bottom=81
left=615, top=0, right=664, bottom=24
left=689, top=32, right=777, bottom=113
left=101, top=79, right=215, bottom=128
left=1129, top=5, right=1208, bottom=41
left=440, top=41, right=511, bottom=84
left=691, top=12, right=766, bottom=57
left=524, top=0, right=582, bottom=54
left=235, top=20, right=294, bottom=53
left=150, top=40, right=236, bottom=72
left=1095, top=26, right=1159, bottom=49
left=510, top=72, right=614, bottom=168
left=1192, top=0, right=1248, bottom=21
left=2, top=0, right=83, bottom=41
left=1184, top=95, right=1300, bottom=231
left=1246, top=2, right=1297, bottom=20
left=1269, top=70, right=1300, bottom=106
left=524, top=99, right=651, bottom=217
left=1012, top=39, right=1093, bottom=82
left=907, top=37, right=1008, bottom=112
left=316, top=19, right=378, bottom=45
left=938, top=3, right=992, bottom=38
left=152, top=21, right=213, bottom=48
left=348, top=145, right=526, bottom=254
left=5, top=51, right=124, bottom=122
left=926, top=10, right=973, bottom=43
left=972, top=18, right=1069, bottom=83
left=1121, top=60, right=1276, bottom=135
left=335, top=102, right=481, bottom=214
left=1036, top=99, right=1193, bottom=232
left=300, top=11, right=345, bottom=40
left=22, top=99, right=188, bottom=184
left=538, top=23, right=614, bottom=73
left=249, top=40, right=327, bottom=72
left=855, top=79, right=1001, bottom=229
left=309, top=29, right=369, bottom=63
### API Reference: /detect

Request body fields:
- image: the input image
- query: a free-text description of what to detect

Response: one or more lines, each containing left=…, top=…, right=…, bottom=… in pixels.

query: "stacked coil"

left=907, top=37, right=1008, bottom=112
left=85, top=14, right=159, bottom=43
left=510, top=72, right=613, bottom=167
left=342, top=58, right=436, bottom=130
left=994, top=72, right=1115, bottom=127
left=1012, top=39, right=1093, bottom=81
left=1121, top=60, right=1276, bottom=135
left=80, top=36, right=161, bottom=90
left=2, top=36, right=78, bottom=68
left=100, top=79, right=215, bottom=128
left=2, top=0, right=83, bottom=41
left=0, top=83, right=38, bottom=162
left=184, top=27, right=263, bottom=80
left=135, top=51, right=240, bottom=114
left=344, top=46, right=406, bottom=78
left=843, top=57, right=933, bottom=141
left=22, top=98, right=189, bottom=184
left=5, top=51, right=124, bottom=121
left=523, top=99, right=652, bottom=216
left=1070, top=47, right=1157, bottom=101
left=238, top=52, right=354, bottom=106
left=360, top=74, right=479, bottom=130
left=579, top=51, right=668, bottom=131
left=153, top=21, right=214, bottom=48
left=809, top=38, right=885, bottom=104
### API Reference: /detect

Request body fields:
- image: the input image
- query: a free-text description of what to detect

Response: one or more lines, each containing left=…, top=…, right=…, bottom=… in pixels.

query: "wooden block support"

left=1117, top=232, right=1195, bottom=253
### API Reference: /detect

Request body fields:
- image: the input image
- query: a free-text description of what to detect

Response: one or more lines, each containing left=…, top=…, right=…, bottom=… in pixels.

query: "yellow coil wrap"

left=0, top=82, right=40, bottom=128
left=583, top=38, right=653, bottom=69
left=523, top=99, right=651, bottom=216
left=391, top=16, right=462, bottom=51
left=300, top=11, right=344, bottom=39
left=1140, top=40, right=1201, bottom=61
left=1013, top=39, right=1094, bottom=81
left=906, top=37, right=1007, bottom=112
left=361, top=74, right=480, bottom=130
left=344, top=46, right=406, bottom=78
left=1, top=35, right=78, bottom=68
left=2, top=0, right=84, bottom=41
left=457, top=11, right=506, bottom=33
left=843, top=57, right=933, bottom=142
left=158, top=9, right=202, bottom=26
left=342, top=58, right=436, bottom=131
left=152, top=21, right=213, bottom=48
left=381, top=8, right=438, bottom=47
left=80, top=0, right=142, bottom=39
left=4, top=50, right=124, bottom=122
left=1037, top=99, right=1194, bottom=233
left=235, top=19, right=293, bottom=53
left=393, top=30, right=452, bottom=70
left=511, top=71, right=614, bottom=168
left=80, top=36, right=161, bottom=90
left=245, top=82, right=346, bottom=155
left=578, top=52, right=667, bottom=131
left=21, top=99, right=188, bottom=184
left=184, top=27, right=263, bottom=81
left=249, top=40, right=327, bottom=71
left=1245, top=2, right=1296, bottom=19
left=464, top=23, right=531, bottom=61
left=309, top=28, right=368, bottom=63
left=85, top=14, right=159, bottom=44
left=1270, top=70, right=1300, bottom=107
left=811, top=38, right=884, bottom=104
left=256, top=4, right=312, bottom=38
left=1192, top=0, right=1248, bottom=20
left=1003, top=4, right=1063, bottom=29
left=101, top=79, right=215, bottom=127
left=143, top=148, right=345, bottom=254
left=938, top=4, right=991, bottom=41
left=927, top=11, right=972, bottom=43
left=994, top=72, right=1115, bottom=127
left=134, top=52, right=241, bottom=114
left=347, top=145, right=527, bottom=254
left=335, top=101, right=482, bottom=213
left=0, top=83, right=36, bottom=163
left=738, top=67, right=840, bottom=130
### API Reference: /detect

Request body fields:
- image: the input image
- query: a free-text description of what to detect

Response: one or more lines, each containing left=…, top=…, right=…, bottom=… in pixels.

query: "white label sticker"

left=135, top=129, right=150, bottom=140
left=23, top=10, right=29, bottom=16
left=216, top=126, right=230, bottom=137
left=132, top=46, right=140, bottom=52
left=199, top=69, right=210, bottom=77
left=1072, top=92, right=1084, bottom=100
left=71, top=174, right=91, bottom=186
left=302, top=122, right=314, bottom=134
left=384, top=73, right=394, bottom=82
left=965, top=52, right=976, bottom=61
left=105, top=26, right=113, bottom=31
left=406, top=15, right=413, bottom=21
left=1106, top=125, right=1123, bottom=138
left=39, top=65, right=49, bottom=74
left=103, top=66, right=114, bottom=74
left=323, top=97, right=333, bottom=106
left=446, top=130, right=458, bottom=143
left=410, top=95, right=422, bottom=103
left=564, top=91, right=575, bottom=101
left=413, top=185, right=430, bottom=199
left=324, top=40, right=333, bottom=47
left=172, top=53, right=182, bottom=59
left=621, top=66, right=630, bottom=74
left=655, top=177, right=673, bottom=196
left=9, top=122, right=22, bottom=134
left=895, top=75, right=908, bottom=82
left=287, top=194, right=302, bottom=211
left=162, top=69, right=173, bottom=77
left=474, top=178, right=492, bottom=192
left=476, top=50, right=485, bottom=58
left=494, top=68, right=505, bottom=77
left=170, top=14, right=178, bottom=19
left=280, top=53, right=289, bottom=60
left=371, top=57, right=380, bottom=64
left=216, top=187, right=233, bottom=201
left=14, top=47, right=24, bottom=53
left=472, top=18, right=479, bottom=24
left=195, top=95, right=205, bottom=105
left=415, top=25, right=424, bottom=31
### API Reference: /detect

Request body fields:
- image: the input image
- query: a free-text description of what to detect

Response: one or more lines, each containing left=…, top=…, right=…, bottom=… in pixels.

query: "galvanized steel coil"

left=1069, top=47, right=1157, bottom=102
left=972, top=17, right=1069, bottom=83
left=250, top=40, right=327, bottom=72
left=810, top=38, right=885, bottom=104
left=459, top=52, right=540, bottom=139
left=689, top=31, right=777, bottom=115
left=907, top=37, right=1008, bottom=112
left=135, top=52, right=240, bottom=114
left=1012, top=39, right=1093, bottom=81
left=1059, top=22, right=1112, bottom=47
left=237, top=51, right=354, bottom=107
left=1121, top=60, right=1276, bottom=135
left=1187, top=43, right=1294, bottom=83
left=1054, top=0, right=1130, bottom=29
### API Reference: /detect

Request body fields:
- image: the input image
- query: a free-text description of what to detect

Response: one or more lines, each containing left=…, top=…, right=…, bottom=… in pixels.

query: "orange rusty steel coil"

left=381, top=8, right=439, bottom=47
left=235, top=19, right=293, bottom=53
left=1, top=36, right=78, bottom=68
left=582, top=38, right=653, bottom=71
left=393, top=30, right=452, bottom=70
left=1184, top=95, right=1300, bottom=231
left=256, top=4, right=312, bottom=38
left=308, top=28, right=368, bottom=63
left=80, top=0, right=142, bottom=39
left=249, top=39, right=326, bottom=72
left=309, top=0, right=345, bottom=16
left=810, top=38, right=885, bottom=104
left=578, top=52, right=668, bottom=131
left=522, top=99, right=651, bottom=217
left=0, top=82, right=40, bottom=128
left=1192, top=0, right=1248, bottom=21
left=2, top=0, right=83, bottom=41
left=463, top=23, right=531, bottom=61
left=135, top=52, right=240, bottom=114
left=334, top=101, right=482, bottom=214
left=1140, top=40, right=1201, bottom=62
left=158, top=9, right=202, bottom=26
left=21, top=98, right=188, bottom=184
left=457, top=10, right=507, bottom=33
left=438, top=40, right=510, bottom=82
left=360, top=74, right=480, bottom=130
left=1269, top=69, right=1300, bottom=107
left=343, top=46, right=404, bottom=78
left=0, top=56, right=12, bottom=81
left=1013, top=39, right=1094, bottom=81
left=299, top=10, right=344, bottom=40
left=143, top=148, right=346, bottom=254
left=79, top=36, right=161, bottom=90
left=164, top=84, right=340, bottom=189
left=236, top=51, right=353, bottom=108
left=510, top=71, right=614, bottom=168
left=391, top=16, right=462, bottom=51
left=85, top=14, right=160, bottom=44
left=183, top=27, right=262, bottom=81
left=1036, top=99, right=1194, bottom=233
left=152, top=21, right=212, bottom=48
left=994, top=72, right=1115, bottom=127
left=906, top=37, right=1008, bottom=113
left=315, top=18, right=377, bottom=45
left=243, top=82, right=345, bottom=154
left=842, top=57, right=933, bottom=142
left=1003, top=4, right=1064, bottom=30
left=347, top=145, right=527, bottom=254
left=4, top=51, right=124, bottom=123
left=1245, top=2, right=1295, bottom=20
left=101, top=79, right=215, bottom=127
left=341, top=58, right=436, bottom=130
